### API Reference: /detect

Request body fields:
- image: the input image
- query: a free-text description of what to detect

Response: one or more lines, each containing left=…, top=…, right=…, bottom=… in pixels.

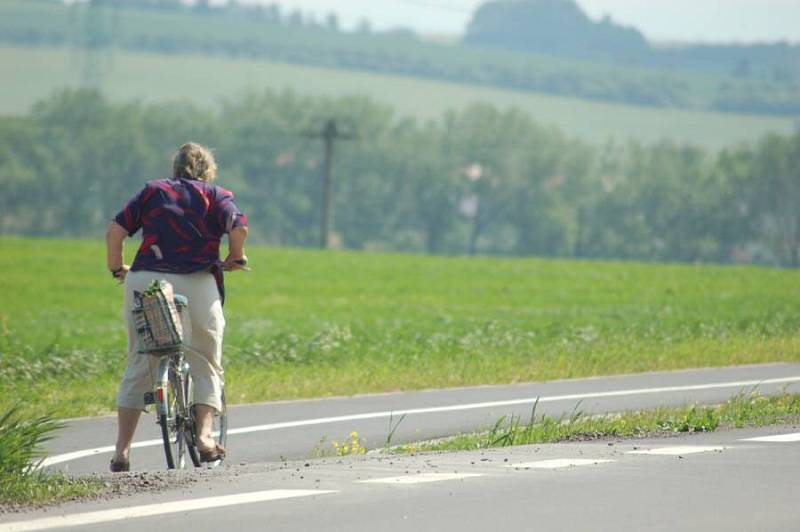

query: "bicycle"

left=132, top=280, right=227, bottom=469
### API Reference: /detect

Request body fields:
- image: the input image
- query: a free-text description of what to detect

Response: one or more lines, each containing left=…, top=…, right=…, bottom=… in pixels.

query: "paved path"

left=43, top=363, right=800, bottom=475
left=4, top=363, right=799, bottom=531
left=5, top=425, right=800, bottom=531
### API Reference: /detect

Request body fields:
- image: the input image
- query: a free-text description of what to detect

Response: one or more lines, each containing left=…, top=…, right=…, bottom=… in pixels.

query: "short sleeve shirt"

left=114, top=178, right=247, bottom=274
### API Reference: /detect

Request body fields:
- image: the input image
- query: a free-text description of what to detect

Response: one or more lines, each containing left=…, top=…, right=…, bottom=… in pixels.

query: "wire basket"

left=132, top=280, right=184, bottom=354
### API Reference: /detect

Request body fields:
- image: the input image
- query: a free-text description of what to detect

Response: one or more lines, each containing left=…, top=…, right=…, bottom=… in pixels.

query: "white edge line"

left=358, top=473, right=483, bottom=484
left=740, top=433, right=800, bottom=443
left=0, top=489, right=338, bottom=532
left=39, top=439, right=162, bottom=468
left=50, top=363, right=797, bottom=424
left=507, top=459, right=616, bottom=469
left=43, top=375, right=800, bottom=467
left=627, top=446, right=729, bottom=455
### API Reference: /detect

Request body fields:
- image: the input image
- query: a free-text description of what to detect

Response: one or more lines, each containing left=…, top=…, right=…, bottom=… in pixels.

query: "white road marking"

left=358, top=473, right=482, bottom=484
left=43, top=374, right=800, bottom=466
left=507, top=459, right=615, bottom=469
left=741, top=433, right=800, bottom=443
left=0, top=490, right=337, bottom=532
left=627, top=445, right=728, bottom=456
left=40, top=439, right=162, bottom=468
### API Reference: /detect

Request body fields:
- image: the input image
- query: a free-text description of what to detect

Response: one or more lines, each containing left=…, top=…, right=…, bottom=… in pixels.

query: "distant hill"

left=1, top=0, right=798, bottom=116
left=465, top=1, right=800, bottom=77
left=463, top=0, right=800, bottom=115
left=465, top=0, right=649, bottom=61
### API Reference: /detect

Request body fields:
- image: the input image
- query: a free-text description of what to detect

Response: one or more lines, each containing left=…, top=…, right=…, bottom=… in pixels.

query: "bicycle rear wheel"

left=215, top=386, right=228, bottom=458
left=157, top=361, right=186, bottom=469
left=191, top=386, right=227, bottom=467
left=186, top=378, right=201, bottom=467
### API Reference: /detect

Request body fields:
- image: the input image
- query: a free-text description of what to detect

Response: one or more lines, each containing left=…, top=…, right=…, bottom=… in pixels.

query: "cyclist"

left=105, top=142, right=248, bottom=472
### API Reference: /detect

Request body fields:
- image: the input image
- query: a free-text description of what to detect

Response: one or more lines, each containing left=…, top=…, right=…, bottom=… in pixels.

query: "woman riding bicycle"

left=105, top=142, right=248, bottom=472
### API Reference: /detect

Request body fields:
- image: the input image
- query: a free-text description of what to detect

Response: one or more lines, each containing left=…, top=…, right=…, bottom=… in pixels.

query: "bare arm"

left=223, top=225, right=248, bottom=270
left=106, top=221, right=130, bottom=280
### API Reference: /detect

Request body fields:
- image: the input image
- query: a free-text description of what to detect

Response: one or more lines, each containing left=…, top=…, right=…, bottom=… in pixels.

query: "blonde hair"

left=172, top=142, right=218, bottom=182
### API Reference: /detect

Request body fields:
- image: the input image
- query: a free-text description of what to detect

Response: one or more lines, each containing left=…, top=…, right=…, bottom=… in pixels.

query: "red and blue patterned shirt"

left=114, top=178, right=247, bottom=274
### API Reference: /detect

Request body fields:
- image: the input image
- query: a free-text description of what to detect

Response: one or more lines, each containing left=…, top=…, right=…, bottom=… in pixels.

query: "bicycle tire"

left=158, top=359, right=186, bottom=469
left=215, top=386, right=228, bottom=459
left=186, top=378, right=201, bottom=468
left=186, top=383, right=227, bottom=467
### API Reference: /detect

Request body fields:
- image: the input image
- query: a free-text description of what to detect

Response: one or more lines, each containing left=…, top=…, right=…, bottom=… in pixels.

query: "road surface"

left=3, top=363, right=799, bottom=531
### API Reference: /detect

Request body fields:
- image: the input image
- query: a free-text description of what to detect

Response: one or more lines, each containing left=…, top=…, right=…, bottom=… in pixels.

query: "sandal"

left=198, top=444, right=226, bottom=463
left=109, top=458, right=130, bottom=473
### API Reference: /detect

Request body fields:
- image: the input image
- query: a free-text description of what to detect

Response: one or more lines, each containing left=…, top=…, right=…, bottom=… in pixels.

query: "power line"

left=75, top=2, right=117, bottom=89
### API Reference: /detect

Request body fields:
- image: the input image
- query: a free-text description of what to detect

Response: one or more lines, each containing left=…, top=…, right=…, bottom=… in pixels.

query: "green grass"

left=2, top=236, right=800, bottom=419
left=1, top=45, right=793, bottom=148
left=0, top=406, right=101, bottom=506
left=393, top=392, right=800, bottom=454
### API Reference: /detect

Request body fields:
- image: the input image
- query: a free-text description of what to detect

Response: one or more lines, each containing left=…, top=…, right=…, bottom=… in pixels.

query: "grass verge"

left=0, top=406, right=102, bottom=508
left=391, top=392, right=800, bottom=454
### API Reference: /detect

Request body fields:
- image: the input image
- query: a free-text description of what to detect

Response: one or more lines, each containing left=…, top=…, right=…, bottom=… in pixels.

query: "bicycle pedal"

left=143, top=391, right=156, bottom=405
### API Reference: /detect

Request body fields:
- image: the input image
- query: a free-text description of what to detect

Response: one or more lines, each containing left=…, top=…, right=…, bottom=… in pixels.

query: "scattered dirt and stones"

left=1, top=468, right=225, bottom=515
left=95, top=470, right=204, bottom=497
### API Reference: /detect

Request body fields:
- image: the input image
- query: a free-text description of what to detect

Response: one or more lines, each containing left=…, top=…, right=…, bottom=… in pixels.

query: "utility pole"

left=304, top=119, right=357, bottom=248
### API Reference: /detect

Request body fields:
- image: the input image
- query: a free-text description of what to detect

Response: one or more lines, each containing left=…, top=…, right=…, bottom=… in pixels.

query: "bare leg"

left=114, top=407, right=142, bottom=461
left=195, top=404, right=216, bottom=451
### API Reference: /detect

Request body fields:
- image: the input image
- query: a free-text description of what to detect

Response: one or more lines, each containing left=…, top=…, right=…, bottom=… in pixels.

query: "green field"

left=2, top=237, right=800, bottom=419
left=2, top=45, right=794, bottom=148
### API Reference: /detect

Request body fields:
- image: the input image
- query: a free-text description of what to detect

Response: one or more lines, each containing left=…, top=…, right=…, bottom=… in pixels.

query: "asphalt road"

left=43, top=363, right=800, bottom=475
left=4, top=363, right=800, bottom=531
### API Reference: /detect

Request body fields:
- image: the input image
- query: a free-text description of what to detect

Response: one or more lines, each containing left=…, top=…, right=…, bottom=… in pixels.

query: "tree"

left=4, top=88, right=799, bottom=267
left=264, top=3, right=281, bottom=23
left=325, top=12, right=340, bottom=33
left=287, top=9, right=304, bottom=26
left=750, top=133, right=800, bottom=266
left=464, top=0, right=649, bottom=60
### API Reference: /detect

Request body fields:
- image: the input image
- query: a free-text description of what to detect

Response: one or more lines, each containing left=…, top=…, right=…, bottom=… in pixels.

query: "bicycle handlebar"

left=223, top=258, right=250, bottom=272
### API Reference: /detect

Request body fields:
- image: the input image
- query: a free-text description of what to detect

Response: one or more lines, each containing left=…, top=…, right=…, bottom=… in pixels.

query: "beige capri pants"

left=118, top=270, right=225, bottom=412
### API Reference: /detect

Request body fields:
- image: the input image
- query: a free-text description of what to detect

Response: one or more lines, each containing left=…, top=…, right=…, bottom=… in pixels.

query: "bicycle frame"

left=153, top=350, right=188, bottom=419
left=135, top=282, right=226, bottom=469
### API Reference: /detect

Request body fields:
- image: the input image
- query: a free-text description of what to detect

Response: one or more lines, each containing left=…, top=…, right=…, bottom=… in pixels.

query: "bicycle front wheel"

left=157, top=361, right=186, bottom=469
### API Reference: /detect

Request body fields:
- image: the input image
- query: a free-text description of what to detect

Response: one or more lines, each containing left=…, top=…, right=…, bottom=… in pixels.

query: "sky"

left=230, top=0, right=800, bottom=44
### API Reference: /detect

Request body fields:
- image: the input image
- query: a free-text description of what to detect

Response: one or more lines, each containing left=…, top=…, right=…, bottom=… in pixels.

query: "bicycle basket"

left=132, top=280, right=184, bottom=353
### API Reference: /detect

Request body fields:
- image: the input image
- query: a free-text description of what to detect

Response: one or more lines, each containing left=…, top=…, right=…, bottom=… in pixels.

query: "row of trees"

left=465, top=0, right=800, bottom=115
left=3, top=1, right=797, bottom=115
left=2, top=89, right=799, bottom=266
left=467, top=1, right=800, bottom=74
left=465, top=0, right=650, bottom=60
left=88, top=0, right=347, bottom=31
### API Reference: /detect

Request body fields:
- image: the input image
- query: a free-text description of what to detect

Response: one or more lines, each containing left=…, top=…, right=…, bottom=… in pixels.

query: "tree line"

left=2, top=0, right=798, bottom=115
left=466, top=0, right=800, bottom=115
left=1, top=89, right=799, bottom=267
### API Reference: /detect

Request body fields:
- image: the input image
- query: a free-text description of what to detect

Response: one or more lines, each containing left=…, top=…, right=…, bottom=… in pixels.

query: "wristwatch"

left=110, top=267, right=124, bottom=278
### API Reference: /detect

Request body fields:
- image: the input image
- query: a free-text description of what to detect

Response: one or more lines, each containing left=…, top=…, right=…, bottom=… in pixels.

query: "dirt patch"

left=0, top=468, right=224, bottom=515
left=95, top=469, right=206, bottom=497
